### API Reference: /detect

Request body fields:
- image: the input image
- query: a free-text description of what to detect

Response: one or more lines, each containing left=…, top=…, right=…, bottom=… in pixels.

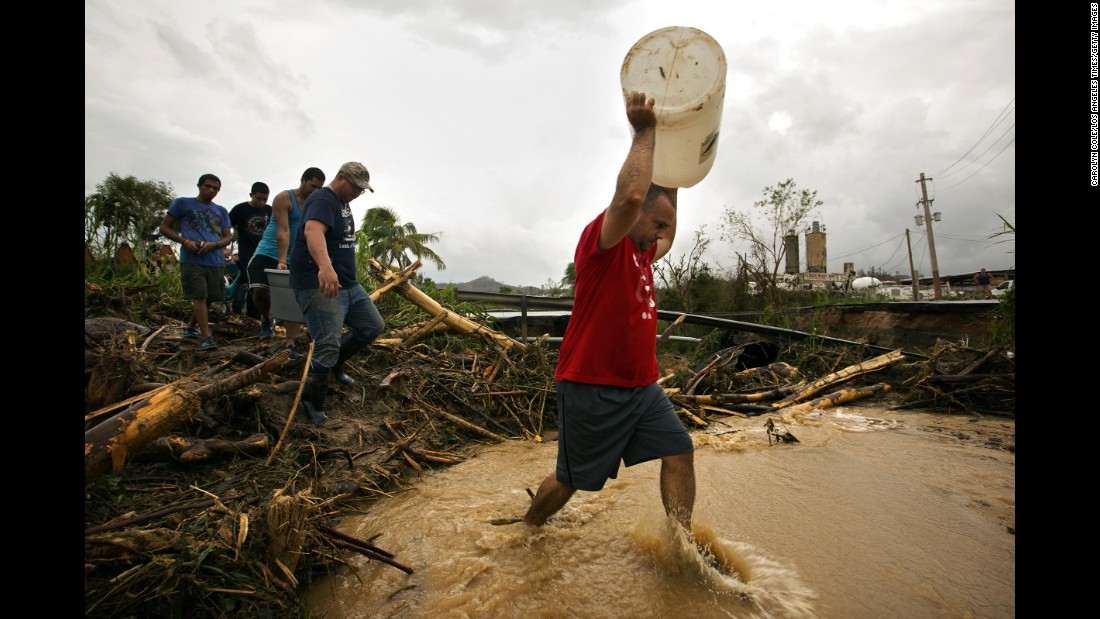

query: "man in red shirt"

left=523, top=92, right=694, bottom=533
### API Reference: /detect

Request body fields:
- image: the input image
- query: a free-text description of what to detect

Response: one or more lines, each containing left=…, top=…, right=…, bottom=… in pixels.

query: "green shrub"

left=991, top=284, right=1015, bottom=348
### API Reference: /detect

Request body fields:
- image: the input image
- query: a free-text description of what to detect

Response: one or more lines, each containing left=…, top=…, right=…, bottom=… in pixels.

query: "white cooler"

left=264, top=269, right=305, bottom=322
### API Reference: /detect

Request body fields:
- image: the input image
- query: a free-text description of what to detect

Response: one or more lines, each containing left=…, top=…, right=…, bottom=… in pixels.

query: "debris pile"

left=84, top=264, right=1013, bottom=617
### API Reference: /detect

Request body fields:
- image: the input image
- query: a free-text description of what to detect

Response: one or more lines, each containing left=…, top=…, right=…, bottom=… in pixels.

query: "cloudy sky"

left=85, top=0, right=1015, bottom=287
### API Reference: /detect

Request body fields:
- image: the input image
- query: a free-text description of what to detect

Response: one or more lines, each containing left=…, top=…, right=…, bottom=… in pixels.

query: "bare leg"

left=660, top=452, right=695, bottom=533
left=286, top=321, right=302, bottom=342
left=192, top=299, right=211, bottom=337
left=252, top=287, right=272, bottom=322
left=523, top=473, right=576, bottom=526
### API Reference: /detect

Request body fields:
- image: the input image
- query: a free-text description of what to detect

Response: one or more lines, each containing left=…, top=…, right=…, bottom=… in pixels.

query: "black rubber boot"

left=332, top=333, right=369, bottom=386
left=301, top=368, right=334, bottom=427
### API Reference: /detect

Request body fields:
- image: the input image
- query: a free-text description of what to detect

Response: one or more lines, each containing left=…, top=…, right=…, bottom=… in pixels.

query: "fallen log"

left=769, top=350, right=904, bottom=408
left=193, top=352, right=289, bottom=400
left=86, top=383, right=173, bottom=424
left=85, top=385, right=202, bottom=483
left=85, top=352, right=289, bottom=483
left=671, top=385, right=800, bottom=406
left=778, top=383, right=894, bottom=423
left=130, top=434, right=270, bottom=464
left=735, top=362, right=800, bottom=381
left=370, top=259, right=525, bottom=352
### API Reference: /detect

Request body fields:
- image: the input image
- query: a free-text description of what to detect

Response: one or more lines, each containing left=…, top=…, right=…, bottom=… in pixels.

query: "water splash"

left=629, top=514, right=818, bottom=619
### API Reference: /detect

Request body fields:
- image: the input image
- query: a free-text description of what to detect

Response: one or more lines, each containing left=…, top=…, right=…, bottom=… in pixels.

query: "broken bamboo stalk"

left=735, top=362, right=800, bottom=381
left=405, top=447, right=464, bottom=465
left=671, top=385, right=801, bottom=406
left=139, top=324, right=169, bottom=353
left=377, top=320, right=450, bottom=347
left=368, top=260, right=422, bottom=301
left=369, top=259, right=525, bottom=352
left=657, top=314, right=686, bottom=348
left=679, top=408, right=708, bottom=427
left=769, top=350, right=905, bottom=408
left=778, top=383, right=894, bottom=423
left=402, top=309, right=450, bottom=348
left=193, top=350, right=289, bottom=400
left=699, top=405, right=749, bottom=418
left=418, top=401, right=509, bottom=442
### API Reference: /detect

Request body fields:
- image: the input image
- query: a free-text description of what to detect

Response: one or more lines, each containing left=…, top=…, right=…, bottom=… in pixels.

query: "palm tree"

left=562, top=262, right=576, bottom=293
left=85, top=173, right=175, bottom=264
left=85, top=192, right=141, bottom=262
left=357, top=206, right=447, bottom=272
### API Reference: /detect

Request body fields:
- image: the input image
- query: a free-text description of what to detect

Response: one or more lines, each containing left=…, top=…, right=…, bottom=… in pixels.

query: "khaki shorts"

left=180, top=263, right=225, bottom=301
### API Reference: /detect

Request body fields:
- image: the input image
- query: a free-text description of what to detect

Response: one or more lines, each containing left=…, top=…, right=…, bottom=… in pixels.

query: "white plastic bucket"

left=620, top=26, right=726, bottom=188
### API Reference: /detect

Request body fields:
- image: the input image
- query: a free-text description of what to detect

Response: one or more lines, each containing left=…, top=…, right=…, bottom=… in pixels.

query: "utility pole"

left=905, top=229, right=919, bottom=301
left=916, top=172, right=941, bottom=300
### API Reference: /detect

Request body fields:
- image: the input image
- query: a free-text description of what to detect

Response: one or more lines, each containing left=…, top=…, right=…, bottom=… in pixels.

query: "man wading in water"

left=518, top=91, right=695, bottom=533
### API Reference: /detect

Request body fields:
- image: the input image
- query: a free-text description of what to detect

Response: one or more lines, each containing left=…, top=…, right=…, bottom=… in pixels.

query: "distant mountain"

left=448, top=276, right=542, bottom=295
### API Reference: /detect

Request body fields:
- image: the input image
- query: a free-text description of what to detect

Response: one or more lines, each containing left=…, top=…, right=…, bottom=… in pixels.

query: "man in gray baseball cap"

left=338, top=161, right=374, bottom=194
left=288, top=161, right=383, bottom=428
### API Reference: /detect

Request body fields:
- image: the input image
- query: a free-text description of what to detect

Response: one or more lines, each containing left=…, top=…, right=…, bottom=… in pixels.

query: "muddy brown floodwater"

left=303, top=406, right=1014, bottom=618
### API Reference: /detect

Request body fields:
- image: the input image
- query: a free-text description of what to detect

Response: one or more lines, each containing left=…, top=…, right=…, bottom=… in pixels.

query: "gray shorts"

left=555, top=380, right=693, bottom=491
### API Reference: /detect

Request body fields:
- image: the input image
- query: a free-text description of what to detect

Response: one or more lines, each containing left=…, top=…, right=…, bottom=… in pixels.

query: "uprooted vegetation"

left=84, top=262, right=1014, bottom=617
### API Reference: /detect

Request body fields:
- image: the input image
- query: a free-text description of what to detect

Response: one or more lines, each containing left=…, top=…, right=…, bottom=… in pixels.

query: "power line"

left=932, top=97, right=1015, bottom=178
left=877, top=235, right=911, bottom=275
left=936, top=233, right=995, bottom=243
left=938, top=122, right=1015, bottom=182
left=939, top=136, right=1015, bottom=191
left=829, top=232, right=905, bottom=260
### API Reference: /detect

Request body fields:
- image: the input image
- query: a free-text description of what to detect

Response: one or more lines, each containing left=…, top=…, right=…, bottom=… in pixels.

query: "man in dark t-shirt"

left=290, top=162, right=385, bottom=428
left=228, top=182, right=271, bottom=319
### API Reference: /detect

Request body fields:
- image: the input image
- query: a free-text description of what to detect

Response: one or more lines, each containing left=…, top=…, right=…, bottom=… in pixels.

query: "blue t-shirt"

left=289, top=187, right=359, bottom=290
left=167, top=197, right=231, bottom=267
left=254, top=189, right=302, bottom=264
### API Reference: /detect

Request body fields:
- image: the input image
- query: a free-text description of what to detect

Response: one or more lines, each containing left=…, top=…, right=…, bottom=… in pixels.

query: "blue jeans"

left=294, top=283, right=384, bottom=370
